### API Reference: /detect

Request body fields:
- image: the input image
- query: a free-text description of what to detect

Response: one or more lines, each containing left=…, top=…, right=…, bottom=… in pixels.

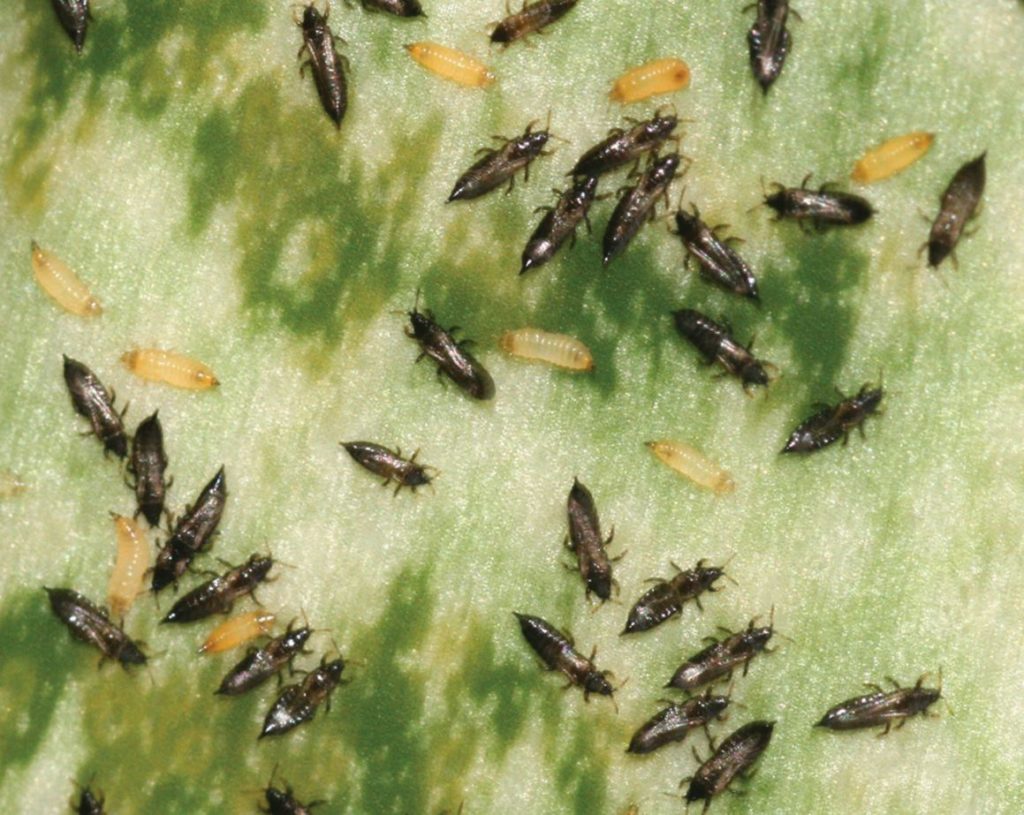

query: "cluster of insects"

left=35, top=1, right=986, bottom=811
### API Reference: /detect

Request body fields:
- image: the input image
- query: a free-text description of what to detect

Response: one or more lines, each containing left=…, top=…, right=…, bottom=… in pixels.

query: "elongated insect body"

left=259, top=656, right=347, bottom=738
left=674, top=207, right=759, bottom=300
left=764, top=178, right=873, bottom=227
left=490, top=0, right=579, bottom=45
left=500, top=328, right=594, bottom=371
left=566, top=478, right=615, bottom=601
left=747, top=0, right=792, bottom=93
left=75, top=785, right=105, bottom=815
left=341, top=441, right=434, bottom=492
left=361, top=0, right=422, bottom=16
left=782, top=383, right=883, bottom=453
left=31, top=241, right=101, bottom=317
left=152, top=467, right=227, bottom=592
left=603, top=153, right=680, bottom=265
left=63, top=356, right=128, bottom=458
left=406, top=298, right=495, bottom=399
left=162, top=553, right=274, bottom=624
left=107, top=514, right=149, bottom=620
left=610, top=58, right=690, bottom=104
left=449, top=121, right=551, bottom=201
left=217, top=622, right=313, bottom=695
left=816, top=674, right=941, bottom=734
left=405, top=42, right=494, bottom=88
left=685, top=721, right=774, bottom=810
left=668, top=614, right=774, bottom=690
left=45, top=587, right=147, bottom=665
left=297, top=3, right=348, bottom=127
left=264, top=774, right=322, bottom=815
left=121, top=348, right=219, bottom=390
left=514, top=612, right=613, bottom=700
left=200, top=611, right=276, bottom=655
left=51, top=0, right=90, bottom=52
left=520, top=176, right=599, bottom=274
left=672, top=310, right=772, bottom=391
left=852, top=132, right=933, bottom=184
left=623, top=559, right=727, bottom=634
left=646, top=440, right=735, bottom=494
left=627, top=694, right=729, bottom=754
left=128, top=411, right=169, bottom=526
left=569, top=112, right=678, bottom=178
left=927, top=152, right=986, bottom=267
left=0, top=471, right=29, bottom=498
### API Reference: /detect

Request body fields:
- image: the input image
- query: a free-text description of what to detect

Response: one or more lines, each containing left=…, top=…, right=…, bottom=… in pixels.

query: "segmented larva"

left=121, top=348, right=220, bottom=390
left=200, top=611, right=276, bottom=655
left=30, top=240, right=102, bottom=317
left=107, top=514, right=149, bottom=620
left=646, top=440, right=735, bottom=494
left=0, top=470, right=28, bottom=498
left=499, top=328, right=594, bottom=372
left=851, top=132, right=934, bottom=184
left=405, top=42, right=495, bottom=88
left=609, top=58, right=690, bottom=104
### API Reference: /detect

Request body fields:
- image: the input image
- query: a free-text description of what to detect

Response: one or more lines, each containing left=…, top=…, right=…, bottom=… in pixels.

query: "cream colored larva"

left=851, top=131, right=934, bottom=184
left=646, top=440, right=736, bottom=494
left=405, top=42, right=495, bottom=88
left=200, top=611, right=276, bottom=655
left=30, top=240, right=102, bottom=317
left=107, top=514, right=149, bottom=620
left=609, top=57, right=691, bottom=104
left=0, top=470, right=29, bottom=498
left=499, top=328, right=594, bottom=372
left=121, top=348, right=220, bottom=390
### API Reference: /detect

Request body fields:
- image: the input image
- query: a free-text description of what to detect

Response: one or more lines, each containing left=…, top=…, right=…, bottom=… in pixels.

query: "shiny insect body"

left=667, top=614, right=774, bottom=691
left=566, top=478, right=616, bottom=601
left=51, top=0, right=90, bottom=51
left=490, top=0, right=578, bottom=45
left=627, top=692, right=730, bottom=754
left=151, top=467, right=227, bottom=592
left=62, top=356, right=128, bottom=458
left=31, top=240, right=101, bottom=316
left=121, top=348, right=219, bottom=390
left=763, top=176, right=873, bottom=228
left=162, top=554, right=274, bottom=624
left=645, top=440, right=735, bottom=494
left=781, top=383, right=883, bottom=453
left=816, top=674, right=941, bottom=734
left=672, top=309, right=771, bottom=392
left=926, top=152, right=986, bottom=267
left=569, top=112, right=678, bottom=178
left=520, top=175, right=599, bottom=274
left=610, top=58, right=690, bottom=104
left=747, top=0, right=793, bottom=93
left=200, top=610, right=276, bottom=655
left=514, top=612, right=613, bottom=700
left=851, top=131, right=934, bottom=184
left=73, top=784, right=105, bottom=815
left=45, top=587, right=146, bottom=666
left=259, top=655, right=347, bottom=738
left=264, top=774, right=322, bottom=815
left=217, top=620, right=313, bottom=695
left=128, top=411, right=169, bottom=526
left=297, top=3, right=348, bottom=127
left=685, top=721, right=775, bottom=811
left=499, top=328, right=594, bottom=371
left=108, top=514, right=149, bottom=620
left=603, top=153, right=681, bottom=265
left=405, top=42, right=494, bottom=87
left=448, top=120, right=551, bottom=201
left=674, top=206, right=759, bottom=300
left=341, top=441, right=434, bottom=493
left=623, top=559, right=726, bottom=634
left=361, top=0, right=422, bottom=17
left=406, top=296, right=495, bottom=400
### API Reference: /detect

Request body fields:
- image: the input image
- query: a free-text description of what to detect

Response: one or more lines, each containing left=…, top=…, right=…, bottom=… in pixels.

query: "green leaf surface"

left=2, top=0, right=1024, bottom=812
